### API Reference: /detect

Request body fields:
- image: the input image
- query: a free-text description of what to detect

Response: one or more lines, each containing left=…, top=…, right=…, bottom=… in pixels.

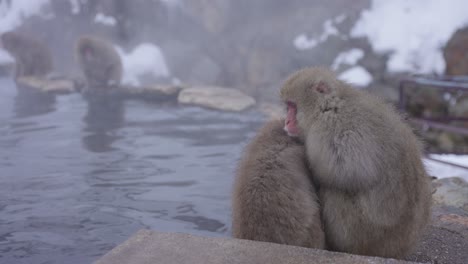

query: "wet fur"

left=1, top=31, right=53, bottom=78
left=280, top=67, right=432, bottom=258
left=232, top=119, right=325, bottom=249
left=75, top=36, right=122, bottom=89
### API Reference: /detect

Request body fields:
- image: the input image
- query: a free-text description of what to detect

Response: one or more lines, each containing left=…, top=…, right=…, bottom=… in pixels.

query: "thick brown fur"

left=232, top=119, right=325, bottom=249
left=280, top=67, right=432, bottom=258
left=75, top=35, right=123, bottom=89
left=1, top=31, right=53, bottom=78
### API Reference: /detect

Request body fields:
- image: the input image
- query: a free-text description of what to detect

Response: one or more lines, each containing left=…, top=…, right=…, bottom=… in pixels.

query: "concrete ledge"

left=95, top=230, right=412, bottom=264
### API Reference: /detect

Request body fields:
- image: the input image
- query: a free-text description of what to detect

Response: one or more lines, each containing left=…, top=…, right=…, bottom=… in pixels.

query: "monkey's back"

left=232, top=119, right=325, bottom=249
left=315, top=89, right=432, bottom=258
left=1, top=32, right=53, bottom=77
left=76, top=36, right=123, bottom=88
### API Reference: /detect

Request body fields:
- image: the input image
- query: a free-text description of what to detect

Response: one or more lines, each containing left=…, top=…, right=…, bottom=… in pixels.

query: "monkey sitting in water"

left=1, top=31, right=53, bottom=79
left=232, top=119, right=325, bottom=249
left=75, top=35, right=123, bottom=90
left=280, top=67, right=432, bottom=259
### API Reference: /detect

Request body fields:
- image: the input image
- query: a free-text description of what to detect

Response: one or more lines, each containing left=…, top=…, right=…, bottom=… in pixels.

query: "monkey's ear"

left=315, top=81, right=331, bottom=94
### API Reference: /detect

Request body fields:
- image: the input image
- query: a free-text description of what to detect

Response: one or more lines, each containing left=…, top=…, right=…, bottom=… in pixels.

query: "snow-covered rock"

left=293, top=15, right=344, bottom=51
left=178, top=86, right=256, bottom=112
left=425, top=154, right=468, bottom=181
left=94, top=13, right=117, bottom=26
left=117, top=43, right=170, bottom=87
left=0, top=0, right=50, bottom=33
left=118, top=84, right=182, bottom=101
left=351, top=0, right=468, bottom=74
left=432, top=177, right=468, bottom=211
left=332, top=49, right=364, bottom=70
left=338, top=66, right=373, bottom=87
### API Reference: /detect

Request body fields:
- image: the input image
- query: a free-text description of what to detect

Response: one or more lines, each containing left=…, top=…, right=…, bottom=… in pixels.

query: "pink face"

left=284, top=101, right=300, bottom=137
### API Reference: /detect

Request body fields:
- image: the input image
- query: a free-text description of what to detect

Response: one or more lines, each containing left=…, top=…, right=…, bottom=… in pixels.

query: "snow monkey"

left=232, top=119, right=325, bottom=249
left=1, top=31, right=53, bottom=79
left=75, top=35, right=123, bottom=89
left=280, top=67, right=432, bottom=258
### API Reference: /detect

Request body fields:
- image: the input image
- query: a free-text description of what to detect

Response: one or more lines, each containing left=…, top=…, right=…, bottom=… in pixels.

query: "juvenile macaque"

left=280, top=67, right=431, bottom=258
left=0, top=31, right=53, bottom=78
left=232, top=119, right=325, bottom=249
left=75, top=35, right=123, bottom=89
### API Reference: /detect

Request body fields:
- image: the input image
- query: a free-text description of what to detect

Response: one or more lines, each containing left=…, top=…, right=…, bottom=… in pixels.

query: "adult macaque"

left=280, top=67, right=431, bottom=258
left=232, top=119, right=325, bottom=249
left=75, top=35, right=123, bottom=89
left=0, top=31, right=53, bottom=78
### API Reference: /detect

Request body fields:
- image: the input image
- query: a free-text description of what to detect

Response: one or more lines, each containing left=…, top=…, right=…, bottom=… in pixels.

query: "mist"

left=0, top=1, right=467, bottom=263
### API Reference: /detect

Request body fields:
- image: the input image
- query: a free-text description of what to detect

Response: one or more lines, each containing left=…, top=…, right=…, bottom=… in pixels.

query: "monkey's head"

left=280, top=67, right=342, bottom=140
left=77, top=36, right=96, bottom=61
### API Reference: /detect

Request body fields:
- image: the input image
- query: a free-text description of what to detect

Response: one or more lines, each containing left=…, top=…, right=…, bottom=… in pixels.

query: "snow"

left=94, top=13, right=117, bottom=26
left=0, top=49, right=14, bottom=65
left=338, top=66, right=373, bottom=87
left=351, top=0, right=468, bottom=74
left=0, top=0, right=50, bottom=33
left=425, top=154, right=468, bottom=181
left=293, top=34, right=319, bottom=50
left=320, top=19, right=339, bottom=41
left=117, top=43, right=170, bottom=86
left=334, top=14, right=347, bottom=24
left=332, top=48, right=364, bottom=70
left=294, top=16, right=343, bottom=50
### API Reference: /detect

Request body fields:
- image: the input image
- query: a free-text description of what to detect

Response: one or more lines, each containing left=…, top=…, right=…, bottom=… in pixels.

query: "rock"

left=406, top=205, right=468, bottom=264
left=96, top=229, right=414, bottom=264
left=114, top=84, right=183, bottom=101
left=94, top=207, right=468, bottom=264
left=258, top=102, right=285, bottom=119
left=178, top=86, right=256, bottom=112
left=188, top=56, right=222, bottom=85
left=143, top=84, right=183, bottom=97
left=432, top=177, right=468, bottom=211
left=444, top=26, right=468, bottom=75
left=184, top=0, right=230, bottom=34
left=246, top=39, right=287, bottom=98
left=16, top=76, right=76, bottom=94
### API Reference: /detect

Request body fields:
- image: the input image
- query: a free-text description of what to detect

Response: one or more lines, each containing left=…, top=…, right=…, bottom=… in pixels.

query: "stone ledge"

left=95, top=230, right=412, bottom=264
left=178, top=86, right=256, bottom=112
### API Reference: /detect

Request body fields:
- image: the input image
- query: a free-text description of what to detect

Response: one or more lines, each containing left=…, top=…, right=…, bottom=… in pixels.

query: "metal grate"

left=398, top=75, right=468, bottom=169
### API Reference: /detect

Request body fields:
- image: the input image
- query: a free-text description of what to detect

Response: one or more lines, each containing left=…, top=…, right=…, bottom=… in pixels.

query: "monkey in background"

left=75, top=35, right=123, bottom=90
left=1, top=31, right=53, bottom=79
left=280, top=67, right=432, bottom=258
left=232, top=119, right=325, bottom=249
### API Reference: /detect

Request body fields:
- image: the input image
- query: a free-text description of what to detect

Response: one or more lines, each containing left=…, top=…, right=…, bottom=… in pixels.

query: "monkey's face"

left=280, top=69, right=329, bottom=140
left=79, top=45, right=94, bottom=62
left=285, top=101, right=300, bottom=137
